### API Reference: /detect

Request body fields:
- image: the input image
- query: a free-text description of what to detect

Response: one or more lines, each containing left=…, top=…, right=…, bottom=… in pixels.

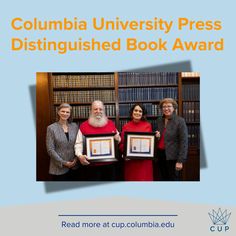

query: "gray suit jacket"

left=157, top=114, right=188, bottom=163
left=46, top=122, right=78, bottom=175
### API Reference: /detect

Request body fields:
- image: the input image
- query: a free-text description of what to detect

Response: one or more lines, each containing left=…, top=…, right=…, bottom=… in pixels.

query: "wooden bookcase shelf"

left=118, top=84, right=178, bottom=88
left=179, top=73, right=200, bottom=181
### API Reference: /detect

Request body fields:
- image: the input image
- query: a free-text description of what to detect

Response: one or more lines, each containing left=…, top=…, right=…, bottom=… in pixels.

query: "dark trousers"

left=154, top=149, right=181, bottom=181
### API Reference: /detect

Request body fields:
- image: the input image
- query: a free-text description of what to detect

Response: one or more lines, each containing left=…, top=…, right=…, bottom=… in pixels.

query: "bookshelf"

left=117, top=72, right=178, bottom=131
left=179, top=72, right=200, bottom=181
left=36, top=72, right=200, bottom=181
left=49, top=73, right=117, bottom=126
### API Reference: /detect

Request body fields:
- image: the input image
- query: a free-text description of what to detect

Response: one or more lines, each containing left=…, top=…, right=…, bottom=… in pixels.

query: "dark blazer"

left=157, top=114, right=188, bottom=163
left=46, top=122, right=78, bottom=175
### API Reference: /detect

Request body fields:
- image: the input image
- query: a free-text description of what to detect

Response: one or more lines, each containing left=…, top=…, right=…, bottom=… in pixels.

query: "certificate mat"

left=85, top=133, right=117, bottom=162
left=124, top=132, right=157, bottom=159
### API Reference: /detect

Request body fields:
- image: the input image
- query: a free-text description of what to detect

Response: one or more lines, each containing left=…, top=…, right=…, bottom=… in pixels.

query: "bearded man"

left=74, top=100, right=121, bottom=181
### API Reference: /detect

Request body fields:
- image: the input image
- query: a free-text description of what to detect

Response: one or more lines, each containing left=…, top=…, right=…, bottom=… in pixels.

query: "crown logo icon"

left=208, top=208, right=231, bottom=225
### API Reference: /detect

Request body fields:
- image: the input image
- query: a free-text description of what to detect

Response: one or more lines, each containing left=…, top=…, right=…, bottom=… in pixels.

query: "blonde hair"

left=159, top=98, right=178, bottom=111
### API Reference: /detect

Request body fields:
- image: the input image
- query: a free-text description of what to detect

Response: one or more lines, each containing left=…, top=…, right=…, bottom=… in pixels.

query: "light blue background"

left=1, top=0, right=235, bottom=206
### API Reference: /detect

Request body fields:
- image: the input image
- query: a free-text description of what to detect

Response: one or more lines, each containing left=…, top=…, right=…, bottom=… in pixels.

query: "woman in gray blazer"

left=155, top=98, right=188, bottom=181
left=46, top=103, right=78, bottom=180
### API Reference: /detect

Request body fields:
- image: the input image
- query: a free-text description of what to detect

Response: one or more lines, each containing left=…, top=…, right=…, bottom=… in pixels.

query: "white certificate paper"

left=91, top=140, right=110, bottom=155
left=131, top=138, right=150, bottom=153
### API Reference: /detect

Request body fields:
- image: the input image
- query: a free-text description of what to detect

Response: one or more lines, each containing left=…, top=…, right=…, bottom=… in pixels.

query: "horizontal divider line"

left=58, top=214, right=178, bottom=217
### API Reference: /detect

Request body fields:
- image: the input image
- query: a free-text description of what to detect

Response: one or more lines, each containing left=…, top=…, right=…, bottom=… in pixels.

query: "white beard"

left=88, top=114, right=108, bottom=127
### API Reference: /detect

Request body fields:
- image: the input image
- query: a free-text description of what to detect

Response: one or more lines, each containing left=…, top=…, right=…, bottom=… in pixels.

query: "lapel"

left=160, top=114, right=175, bottom=133
left=57, top=122, right=70, bottom=143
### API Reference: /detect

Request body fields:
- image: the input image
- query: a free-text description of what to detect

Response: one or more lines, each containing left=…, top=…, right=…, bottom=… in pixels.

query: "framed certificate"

left=124, top=132, right=157, bottom=160
left=85, top=133, right=117, bottom=162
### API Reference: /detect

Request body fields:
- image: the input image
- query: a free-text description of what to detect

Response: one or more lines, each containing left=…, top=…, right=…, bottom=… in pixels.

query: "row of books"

left=50, top=72, right=199, bottom=88
left=53, top=90, right=115, bottom=103
left=56, top=104, right=117, bottom=119
left=187, top=125, right=200, bottom=146
left=181, top=72, right=200, bottom=77
left=118, top=72, right=178, bottom=86
left=55, top=103, right=163, bottom=119
left=182, top=102, right=200, bottom=123
left=51, top=74, right=115, bottom=88
left=119, top=103, right=162, bottom=117
left=118, top=87, right=178, bottom=102
left=182, top=84, right=200, bottom=100
left=55, top=101, right=200, bottom=120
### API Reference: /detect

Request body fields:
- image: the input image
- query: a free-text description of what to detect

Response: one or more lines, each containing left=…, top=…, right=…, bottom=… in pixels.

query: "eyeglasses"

left=162, top=105, right=173, bottom=109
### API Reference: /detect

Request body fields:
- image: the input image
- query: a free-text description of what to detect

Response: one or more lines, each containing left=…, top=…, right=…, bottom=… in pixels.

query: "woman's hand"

left=64, top=159, right=77, bottom=168
left=114, top=133, right=121, bottom=143
left=155, top=131, right=161, bottom=138
left=175, top=162, right=183, bottom=171
left=78, top=155, right=90, bottom=165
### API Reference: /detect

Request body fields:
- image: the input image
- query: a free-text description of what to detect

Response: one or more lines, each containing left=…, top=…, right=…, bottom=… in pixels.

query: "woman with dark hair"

left=119, top=103, right=153, bottom=181
left=155, top=98, right=188, bottom=181
left=46, top=103, right=78, bottom=181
